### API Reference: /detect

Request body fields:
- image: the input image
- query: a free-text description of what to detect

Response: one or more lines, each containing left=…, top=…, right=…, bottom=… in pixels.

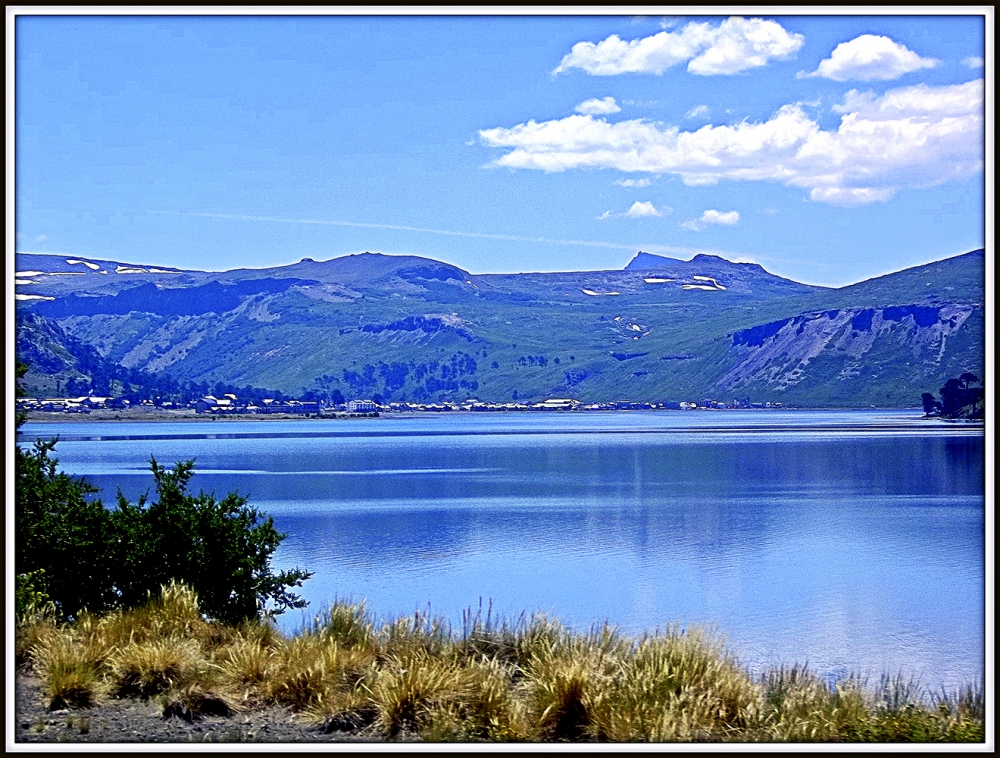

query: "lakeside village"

left=16, top=393, right=784, bottom=417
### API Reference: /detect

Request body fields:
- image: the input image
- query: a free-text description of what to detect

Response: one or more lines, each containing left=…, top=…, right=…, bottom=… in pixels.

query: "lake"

left=18, top=409, right=984, bottom=689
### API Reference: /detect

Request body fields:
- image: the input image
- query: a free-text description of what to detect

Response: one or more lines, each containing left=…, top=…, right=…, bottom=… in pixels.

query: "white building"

left=347, top=399, right=377, bottom=413
left=536, top=398, right=580, bottom=410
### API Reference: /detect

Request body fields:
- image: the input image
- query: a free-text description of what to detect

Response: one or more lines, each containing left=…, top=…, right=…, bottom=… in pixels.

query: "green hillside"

left=15, top=249, right=985, bottom=407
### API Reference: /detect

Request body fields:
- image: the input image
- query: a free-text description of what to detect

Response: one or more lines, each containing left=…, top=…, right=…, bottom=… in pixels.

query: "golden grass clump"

left=453, top=602, right=522, bottom=666
left=456, top=656, right=531, bottom=741
left=218, top=637, right=274, bottom=693
left=511, top=615, right=564, bottom=670
left=32, top=634, right=103, bottom=710
left=108, top=637, right=211, bottom=698
left=749, top=667, right=918, bottom=742
left=63, top=581, right=213, bottom=672
left=366, top=649, right=470, bottom=739
left=587, top=626, right=758, bottom=742
left=264, top=632, right=373, bottom=711
left=378, top=608, right=452, bottom=660
left=15, top=601, right=60, bottom=668
left=753, top=665, right=842, bottom=741
left=313, top=602, right=376, bottom=651
left=518, top=622, right=626, bottom=741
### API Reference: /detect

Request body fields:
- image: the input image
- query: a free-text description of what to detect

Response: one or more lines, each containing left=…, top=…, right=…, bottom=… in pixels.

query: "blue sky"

left=14, top=12, right=987, bottom=286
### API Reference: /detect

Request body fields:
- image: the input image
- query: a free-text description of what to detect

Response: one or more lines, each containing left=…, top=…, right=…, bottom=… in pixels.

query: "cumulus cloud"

left=599, top=201, right=672, bottom=219
left=830, top=80, right=981, bottom=117
left=963, top=56, right=985, bottom=69
left=702, top=209, right=739, bottom=225
left=626, top=201, right=663, bottom=217
left=479, top=78, right=984, bottom=206
left=575, top=96, right=622, bottom=115
left=553, top=17, right=803, bottom=77
left=614, top=177, right=652, bottom=187
left=804, top=34, right=938, bottom=81
left=682, top=209, right=740, bottom=230
left=685, top=104, right=710, bottom=119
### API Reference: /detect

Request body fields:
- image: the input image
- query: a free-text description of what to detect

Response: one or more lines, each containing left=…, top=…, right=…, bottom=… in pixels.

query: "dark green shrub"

left=110, top=458, right=313, bottom=625
left=16, top=437, right=120, bottom=618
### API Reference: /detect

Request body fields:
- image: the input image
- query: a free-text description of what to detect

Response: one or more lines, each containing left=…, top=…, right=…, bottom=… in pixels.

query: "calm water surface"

left=20, top=410, right=985, bottom=688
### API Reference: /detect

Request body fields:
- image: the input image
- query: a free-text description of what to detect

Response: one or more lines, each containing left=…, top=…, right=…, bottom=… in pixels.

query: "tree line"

left=921, top=372, right=984, bottom=419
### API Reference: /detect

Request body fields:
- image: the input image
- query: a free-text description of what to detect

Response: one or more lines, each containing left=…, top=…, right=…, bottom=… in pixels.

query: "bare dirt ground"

left=13, top=673, right=368, bottom=745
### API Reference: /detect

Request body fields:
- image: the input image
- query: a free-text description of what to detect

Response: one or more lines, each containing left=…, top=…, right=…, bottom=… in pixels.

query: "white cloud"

left=626, top=201, right=663, bottom=218
left=34, top=234, right=48, bottom=242
left=831, top=80, right=981, bottom=117
left=479, top=79, right=984, bottom=206
left=685, top=104, right=710, bottom=119
left=554, top=17, right=804, bottom=77
left=804, top=34, right=938, bottom=81
left=575, top=96, right=622, bottom=115
left=599, top=201, right=672, bottom=219
left=682, top=209, right=740, bottom=230
left=614, top=177, right=652, bottom=187
left=701, top=209, right=739, bottom=225
left=808, top=187, right=896, bottom=205
left=963, top=56, right=985, bottom=69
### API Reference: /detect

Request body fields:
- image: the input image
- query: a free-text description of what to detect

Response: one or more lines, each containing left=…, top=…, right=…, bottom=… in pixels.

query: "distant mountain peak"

left=692, top=253, right=767, bottom=273
left=626, top=251, right=683, bottom=269
left=627, top=250, right=743, bottom=270
left=627, top=250, right=777, bottom=275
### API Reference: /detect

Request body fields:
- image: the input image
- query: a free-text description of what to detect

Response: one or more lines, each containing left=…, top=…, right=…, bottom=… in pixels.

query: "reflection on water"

left=22, top=410, right=984, bottom=689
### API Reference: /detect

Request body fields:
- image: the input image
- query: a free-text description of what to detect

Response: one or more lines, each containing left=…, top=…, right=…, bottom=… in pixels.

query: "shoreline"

left=15, top=406, right=959, bottom=425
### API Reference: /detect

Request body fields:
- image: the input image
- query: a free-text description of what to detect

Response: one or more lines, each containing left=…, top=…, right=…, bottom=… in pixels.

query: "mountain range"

left=15, top=247, right=985, bottom=407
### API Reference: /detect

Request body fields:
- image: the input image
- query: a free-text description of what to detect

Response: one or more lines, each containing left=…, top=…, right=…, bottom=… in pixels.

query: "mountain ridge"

left=15, top=248, right=985, bottom=407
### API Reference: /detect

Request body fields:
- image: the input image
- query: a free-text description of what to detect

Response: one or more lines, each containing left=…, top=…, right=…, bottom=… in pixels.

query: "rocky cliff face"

left=717, top=303, right=982, bottom=405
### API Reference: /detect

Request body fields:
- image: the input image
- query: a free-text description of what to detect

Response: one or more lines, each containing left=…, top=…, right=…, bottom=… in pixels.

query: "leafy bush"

left=16, top=437, right=120, bottom=617
left=110, top=458, right=312, bottom=625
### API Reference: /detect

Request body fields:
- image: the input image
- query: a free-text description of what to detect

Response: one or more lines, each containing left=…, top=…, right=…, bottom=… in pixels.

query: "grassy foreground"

left=16, top=582, right=983, bottom=743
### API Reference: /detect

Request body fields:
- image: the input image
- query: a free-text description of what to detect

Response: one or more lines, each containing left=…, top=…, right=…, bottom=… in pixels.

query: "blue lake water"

left=19, top=410, right=985, bottom=689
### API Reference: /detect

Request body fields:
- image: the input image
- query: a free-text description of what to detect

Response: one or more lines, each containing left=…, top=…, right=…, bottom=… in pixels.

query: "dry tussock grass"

left=32, top=634, right=103, bottom=710
left=15, top=583, right=985, bottom=742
